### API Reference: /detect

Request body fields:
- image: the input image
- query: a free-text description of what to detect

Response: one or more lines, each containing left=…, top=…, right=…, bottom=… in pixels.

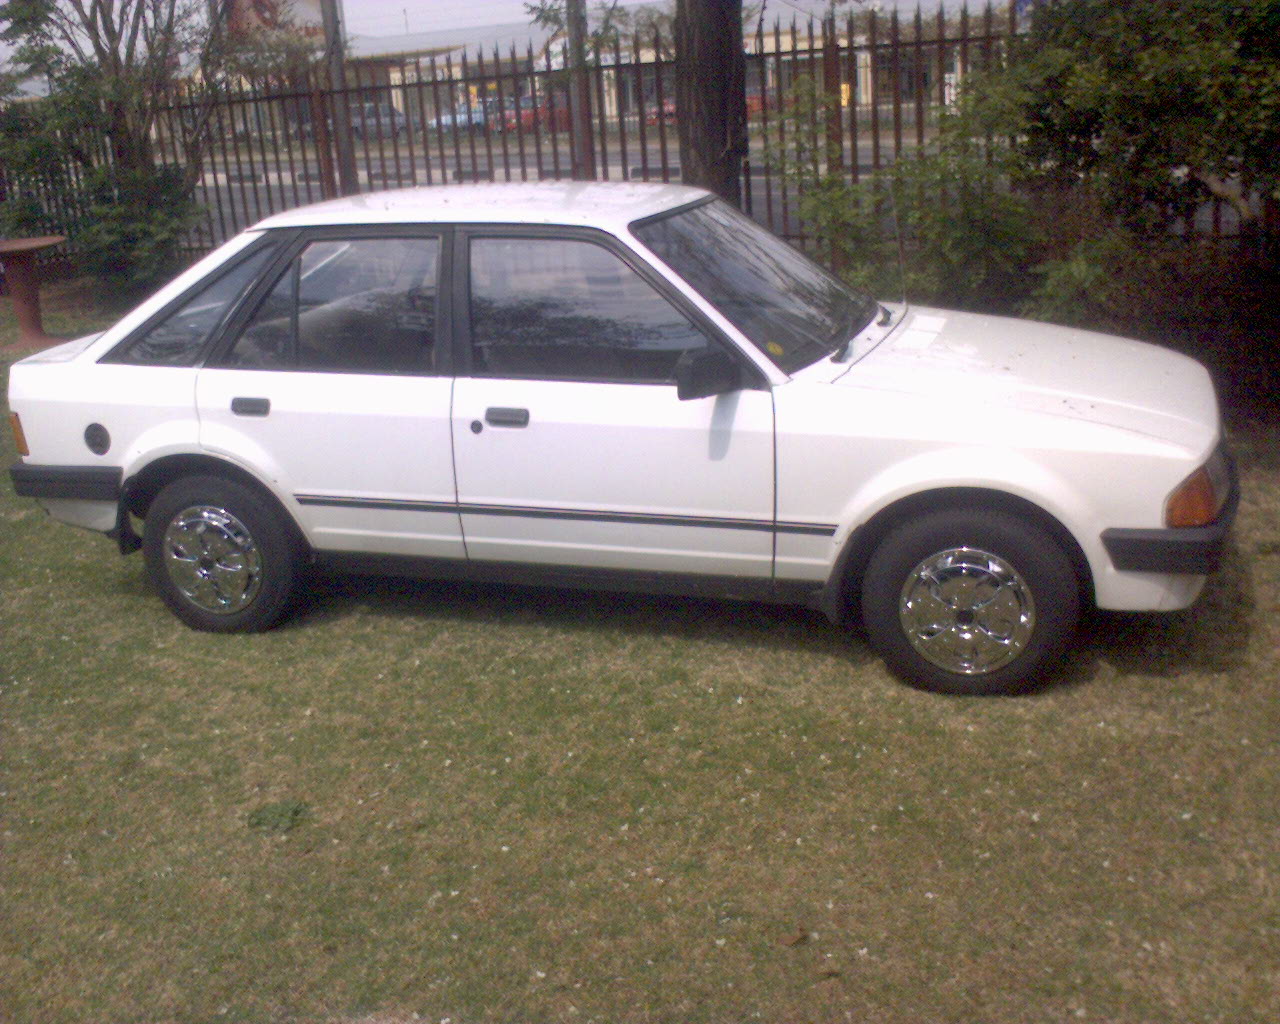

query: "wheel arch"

left=821, top=486, right=1094, bottom=623
left=122, top=454, right=310, bottom=555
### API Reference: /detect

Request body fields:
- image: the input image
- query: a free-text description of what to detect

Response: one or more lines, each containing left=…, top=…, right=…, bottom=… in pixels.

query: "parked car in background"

left=296, top=101, right=407, bottom=141
left=7, top=183, right=1236, bottom=695
left=502, top=94, right=572, bottom=132
left=348, top=102, right=406, bottom=139
left=429, top=103, right=488, bottom=132
left=644, top=97, right=677, bottom=126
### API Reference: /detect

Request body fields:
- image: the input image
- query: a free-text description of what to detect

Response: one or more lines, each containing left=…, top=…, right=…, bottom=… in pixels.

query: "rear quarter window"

left=102, top=245, right=277, bottom=367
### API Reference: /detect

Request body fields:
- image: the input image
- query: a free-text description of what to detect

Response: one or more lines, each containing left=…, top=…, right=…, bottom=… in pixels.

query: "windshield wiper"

left=831, top=304, right=889, bottom=362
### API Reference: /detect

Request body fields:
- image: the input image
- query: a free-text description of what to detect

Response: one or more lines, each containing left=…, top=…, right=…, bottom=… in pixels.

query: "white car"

left=7, top=183, right=1237, bottom=694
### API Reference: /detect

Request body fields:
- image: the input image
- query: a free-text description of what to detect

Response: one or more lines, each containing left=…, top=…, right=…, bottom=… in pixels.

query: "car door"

left=196, top=229, right=464, bottom=559
left=450, top=228, right=776, bottom=579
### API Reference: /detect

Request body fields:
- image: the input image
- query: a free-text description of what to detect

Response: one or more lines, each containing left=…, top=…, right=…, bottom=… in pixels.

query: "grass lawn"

left=2, top=286, right=1279, bottom=1024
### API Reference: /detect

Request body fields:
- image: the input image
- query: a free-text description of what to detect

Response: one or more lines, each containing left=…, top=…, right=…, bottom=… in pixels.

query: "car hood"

left=829, top=307, right=1219, bottom=450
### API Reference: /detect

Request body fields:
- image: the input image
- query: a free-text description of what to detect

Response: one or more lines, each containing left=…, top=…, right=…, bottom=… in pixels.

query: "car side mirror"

left=675, top=348, right=742, bottom=401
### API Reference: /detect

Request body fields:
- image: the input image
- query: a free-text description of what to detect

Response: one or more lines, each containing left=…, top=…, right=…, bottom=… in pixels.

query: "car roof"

left=250, top=182, right=711, bottom=234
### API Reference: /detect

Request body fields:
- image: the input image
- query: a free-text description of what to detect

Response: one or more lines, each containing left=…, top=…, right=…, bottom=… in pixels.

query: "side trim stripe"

left=295, top=493, right=836, bottom=537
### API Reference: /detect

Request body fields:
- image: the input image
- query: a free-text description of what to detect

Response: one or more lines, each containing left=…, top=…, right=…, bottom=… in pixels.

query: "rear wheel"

left=143, top=475, right=300, bottom=632
left=860, top=509, right=1080, bottom=695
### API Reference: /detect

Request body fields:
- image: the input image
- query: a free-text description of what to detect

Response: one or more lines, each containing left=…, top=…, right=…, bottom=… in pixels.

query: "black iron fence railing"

left=1, top=2, right=1269, bottom=272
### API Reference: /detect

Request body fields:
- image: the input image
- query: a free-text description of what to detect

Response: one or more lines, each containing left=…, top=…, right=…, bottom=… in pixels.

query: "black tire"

left=860, top=508, right=1080, bottom=695
left=143, top=475, right=300, bottom=633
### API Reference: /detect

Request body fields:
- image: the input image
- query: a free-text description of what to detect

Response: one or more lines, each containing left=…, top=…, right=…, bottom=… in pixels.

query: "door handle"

left=231, top=397, right=271, bottom=417
left=484, top=407, right=530, bottom=428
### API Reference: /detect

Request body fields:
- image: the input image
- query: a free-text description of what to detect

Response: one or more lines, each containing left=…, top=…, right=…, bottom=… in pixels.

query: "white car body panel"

left=450, top=377, right=776, bottom=576
left=196, top=368, right=463, bottom=558
left=772, top=308, right=1221, bottom=608
left=838, top=307, right=1219, bottom=450
left=9, top=361, right=201, bottom=529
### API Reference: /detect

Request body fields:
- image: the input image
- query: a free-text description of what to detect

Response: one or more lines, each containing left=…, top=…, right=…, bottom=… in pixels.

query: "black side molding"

left=314, top=550, right=822, bottom=608
left=9, top=463, right=123, bottom=502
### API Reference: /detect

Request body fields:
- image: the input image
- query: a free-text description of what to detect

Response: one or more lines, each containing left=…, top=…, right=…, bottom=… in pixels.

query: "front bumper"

left=1101, top=457, right=1239, bottom=576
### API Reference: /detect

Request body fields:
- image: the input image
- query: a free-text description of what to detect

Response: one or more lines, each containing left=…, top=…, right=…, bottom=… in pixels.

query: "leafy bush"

left=1013, top=0, right=1280, bottom=234
left=0, top=101, right=79, bottom=239
left=76, top=166, right=199, bottom=295
left=767, top=75, right=1042, bottom=312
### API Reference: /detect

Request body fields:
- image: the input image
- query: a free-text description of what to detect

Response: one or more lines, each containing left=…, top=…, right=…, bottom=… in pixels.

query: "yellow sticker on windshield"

left=766, top=341, right=785, bottom=357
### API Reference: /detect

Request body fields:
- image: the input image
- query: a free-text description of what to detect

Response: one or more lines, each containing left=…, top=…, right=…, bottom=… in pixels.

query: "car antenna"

left=886, top=168, right=908, bottom=321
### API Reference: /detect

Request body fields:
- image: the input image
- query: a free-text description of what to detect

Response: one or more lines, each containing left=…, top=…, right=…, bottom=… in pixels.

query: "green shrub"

left=1022, top=232, right=1130, bottom=328
left=0, top=193, right=49, bottom=236
left=0, top=101, right=80, bottom=240
left=75, top=166, right=199, bottom=295
left=768, top=76, right=1042, bottom=313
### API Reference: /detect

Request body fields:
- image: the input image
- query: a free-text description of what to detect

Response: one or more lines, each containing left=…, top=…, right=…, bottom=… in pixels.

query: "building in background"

left=228, top=0, right=325, bottom=35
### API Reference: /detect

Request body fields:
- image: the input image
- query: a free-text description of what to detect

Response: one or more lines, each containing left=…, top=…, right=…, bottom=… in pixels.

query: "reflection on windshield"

left=632, top=199, right=877, bottom=373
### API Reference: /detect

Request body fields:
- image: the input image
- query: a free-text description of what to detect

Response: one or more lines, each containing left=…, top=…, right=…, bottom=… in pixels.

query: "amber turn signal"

left=1165, top=466, right=1219, bottom=528
left=8, top=411, right=28, bottom=458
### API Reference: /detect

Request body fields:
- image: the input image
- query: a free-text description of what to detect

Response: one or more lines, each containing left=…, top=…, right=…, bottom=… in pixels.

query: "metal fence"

left=1, top=1, right=1263, bottom=269
left=141, top=3, right=1025, bottom=255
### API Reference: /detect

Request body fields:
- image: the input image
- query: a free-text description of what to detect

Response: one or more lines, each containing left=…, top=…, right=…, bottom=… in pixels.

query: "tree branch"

left=1195, top=170, right=1257, bottom=226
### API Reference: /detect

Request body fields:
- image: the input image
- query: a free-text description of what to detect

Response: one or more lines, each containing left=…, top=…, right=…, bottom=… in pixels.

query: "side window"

left=227, top=261, right=295, bottom=369
left=468, top=236, right=711, bottom=382
left=109, top=245, right=276, bottom=366
left=225, top=236, right=440, bottom=375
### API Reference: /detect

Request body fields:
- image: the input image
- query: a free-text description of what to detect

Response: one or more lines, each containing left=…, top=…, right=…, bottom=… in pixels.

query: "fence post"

left=822, top=16, right=844, bottom=178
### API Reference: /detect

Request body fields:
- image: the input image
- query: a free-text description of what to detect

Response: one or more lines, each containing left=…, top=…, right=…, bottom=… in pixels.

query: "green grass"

left=3, top=295, right=1279, bottom=1023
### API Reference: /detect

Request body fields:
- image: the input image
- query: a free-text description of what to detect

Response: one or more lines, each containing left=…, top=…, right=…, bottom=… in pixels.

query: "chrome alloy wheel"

left=162, top=505, right=263, bottom=614
left=898, top=547, right=1036, bottom=676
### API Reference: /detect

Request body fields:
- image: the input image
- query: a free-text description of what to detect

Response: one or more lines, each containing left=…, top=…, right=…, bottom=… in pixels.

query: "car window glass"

left=633, top=200, right=878, bottom=373
left=469, top=237, right=710, bottom=382
left=113, top=246, right=275, bottom=366
left=225, top=261, right=295, bottom=369
left=225, top=236, right=440, bottom=375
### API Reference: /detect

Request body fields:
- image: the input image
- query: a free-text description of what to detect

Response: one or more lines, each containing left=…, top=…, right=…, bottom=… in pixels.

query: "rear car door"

left=196, top=228, right=464, bottom=559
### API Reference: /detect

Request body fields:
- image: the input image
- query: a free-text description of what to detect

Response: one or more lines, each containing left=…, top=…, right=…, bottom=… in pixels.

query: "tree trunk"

left=566, top=0, right=596, bottom=180
left=106, top=100, right=154, bottom=178
left=674, top=0, right=747, bottom=206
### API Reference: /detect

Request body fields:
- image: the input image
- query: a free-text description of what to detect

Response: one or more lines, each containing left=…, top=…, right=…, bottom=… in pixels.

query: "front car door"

left=449, top=228, right=776, bottom=580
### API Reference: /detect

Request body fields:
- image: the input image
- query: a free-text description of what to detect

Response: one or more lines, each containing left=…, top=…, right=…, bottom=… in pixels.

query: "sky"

left=340, top=1, right=945, bottom=39
left=344, top=0, right=541, bottom=37
left=0, top=1, right=943, bottom=68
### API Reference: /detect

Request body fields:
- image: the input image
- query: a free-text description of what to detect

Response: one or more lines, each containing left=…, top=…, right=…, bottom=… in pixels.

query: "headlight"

left=1165, top=448, right=1230, bottom=528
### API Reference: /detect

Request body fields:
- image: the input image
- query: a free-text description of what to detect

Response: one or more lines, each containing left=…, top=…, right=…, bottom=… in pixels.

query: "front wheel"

left=143, top=475, right=300, bottom=633
left=860, top=509, right=1080, bottom=695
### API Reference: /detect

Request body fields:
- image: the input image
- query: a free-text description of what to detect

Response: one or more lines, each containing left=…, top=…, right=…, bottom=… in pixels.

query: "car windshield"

left=632, top=199, right=878, bottom=373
